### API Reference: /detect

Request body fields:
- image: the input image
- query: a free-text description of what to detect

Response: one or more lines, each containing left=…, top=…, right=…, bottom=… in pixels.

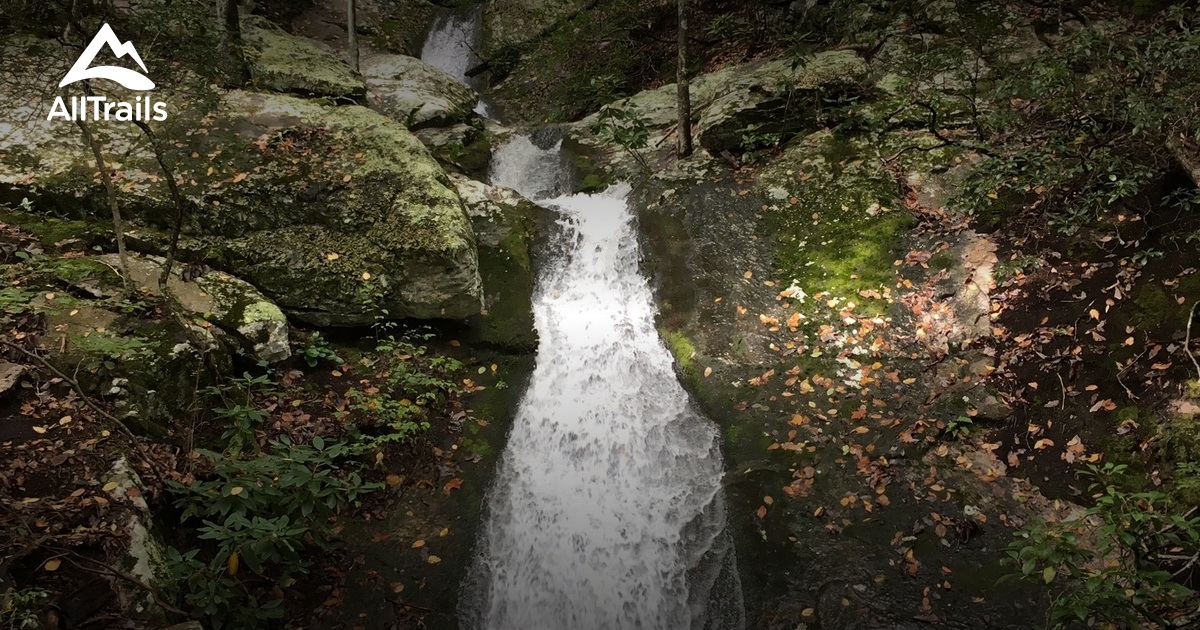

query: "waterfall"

left=458, top=136, right=745, bottom=630
left=420, top=4, right=494, bottom=118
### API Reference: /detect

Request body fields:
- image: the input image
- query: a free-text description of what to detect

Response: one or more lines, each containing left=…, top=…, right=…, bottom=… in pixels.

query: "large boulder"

left=482, top=0, right=590, bottom=56
left=97, top=254, right=291, bottom=363
left=34, top=289, right=232, bottom=434
left=243, top=15, right=367, bottom=101
left=362, top=53, right=478, bottom=129
left=450, top=174, right=539, bottom=351
left=571, top=50, right=868, bottom=167
left=0, top=84, right=483, bottom=326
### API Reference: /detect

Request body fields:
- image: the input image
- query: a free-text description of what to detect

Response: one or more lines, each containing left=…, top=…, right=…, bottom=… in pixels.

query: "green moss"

left=660, top=327, right=699, bottom=384
left=34, top=257, right=120, bottom=287
left=0, top=209, right=112, bottom=250
left=757, top=131, right=912, bottom=315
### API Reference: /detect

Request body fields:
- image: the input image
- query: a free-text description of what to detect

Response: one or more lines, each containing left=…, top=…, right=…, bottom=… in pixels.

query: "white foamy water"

left=420, top=5, right=494, bottom=118
left=459, top=137, right=744, bottom=630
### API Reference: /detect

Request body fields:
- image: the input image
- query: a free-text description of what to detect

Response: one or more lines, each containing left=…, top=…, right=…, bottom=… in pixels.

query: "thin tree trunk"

left=131, top=120, right=188, bottom=287
left=72, top=91, right=130, bottom=292
left=347, top=0, right=359, bottom=72
left=676, top=0, right=693, bottom=158
left=223, top=0, right=249, bottom=84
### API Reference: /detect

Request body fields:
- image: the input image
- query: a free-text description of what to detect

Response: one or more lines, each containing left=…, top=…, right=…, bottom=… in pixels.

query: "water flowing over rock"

left=459, top=136, right=743, bottom=629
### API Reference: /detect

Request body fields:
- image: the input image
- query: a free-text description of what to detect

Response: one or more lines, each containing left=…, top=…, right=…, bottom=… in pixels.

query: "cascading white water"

left=420, top=5, right=494, bottom=118
left=460, top=137, right=744, bottom=630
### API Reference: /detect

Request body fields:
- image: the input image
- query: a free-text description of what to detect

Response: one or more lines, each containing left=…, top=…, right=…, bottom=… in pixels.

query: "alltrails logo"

left=47, top=23, right=167, bottom=122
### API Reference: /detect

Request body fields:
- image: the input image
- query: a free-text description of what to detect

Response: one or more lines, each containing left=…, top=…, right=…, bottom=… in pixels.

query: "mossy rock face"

left=450, top=174, right=539, bottom=351
left=243, top=15, right=367, bottom=101
left=568, top=50, right=867, bottom=169
left=695, top=50, right=869, bottom=153
left=362, top=54, right=478, bottom=129
left=481, top=0, right=589, bottom=57
left=415, top=122, right=493, bottom=179
left=35, top=296, right=231, bottom=434
left=755, top=130, right=913, bottom=306
left=0, top=87, right=483, bottom=325
left=97, top=253, right=291, bottom=363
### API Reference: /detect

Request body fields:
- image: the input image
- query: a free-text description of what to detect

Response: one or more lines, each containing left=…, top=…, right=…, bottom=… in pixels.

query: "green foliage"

left=0, top=287, right=36, bottom=315
left=1005, top=463, right=1199, bottom=627
left=166, top=436, right=380, bottom=629
left=199, top=372, right=277, bottom=455
left=944, top=415, right=974, bottom=439
left=949, top=9, right=1200, bottom=233
left=739, top=123, right=784, bottom=164
left=590, top=105, right=652, bottom=170
left=297, top=331, right=343, bottom=368
left=344, top=329, right=463, bottom=448
left=0, top=587, right=51, bottom=629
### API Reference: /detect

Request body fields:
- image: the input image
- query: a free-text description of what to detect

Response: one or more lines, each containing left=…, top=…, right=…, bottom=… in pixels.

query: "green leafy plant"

left=165, top=436, right=380, bottom=628
left=297, top=331, right=343, bottom=368
left=944, top=415, right=974, bottom=439
left=590, top=105, right=652, bottom=170
left=1004, top=463, right=1199, bottom=627
left=200, top=372, right=277, bottom=455
left=0, top=587, right=51, bottom=629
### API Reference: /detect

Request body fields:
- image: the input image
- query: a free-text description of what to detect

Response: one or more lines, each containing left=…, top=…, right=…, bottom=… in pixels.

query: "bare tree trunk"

left=223, top=0, right=249, bottom=84
left=347, top=0, right=359, bottom=72
left=676, top=0, right=693, bottom=158
left=131, top=120, right=189, bottom=287
left=71, top=91, right=130, bottom=292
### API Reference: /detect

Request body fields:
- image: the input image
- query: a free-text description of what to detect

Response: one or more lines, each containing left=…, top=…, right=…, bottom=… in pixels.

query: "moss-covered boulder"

left=570, top=50, right=868, bottom=172
left=244, top=15, right=367, bottom=101
left=482, top=0, right=589, bottom=56
left=696, top=49, right=868, bottom=152
left=449, top=174, right=539, bottom=351
left=98, top=254, right=291, bottom=363
left=754, top=130, right=913, bottom=305
left=362, top=53, right=478, bottom=129
left=34, top=292, right=232, bottom=434
left=0, top=86, right=483, bottom=326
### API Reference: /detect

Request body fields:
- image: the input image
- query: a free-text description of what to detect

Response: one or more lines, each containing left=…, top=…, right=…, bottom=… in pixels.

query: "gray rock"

left=243, top=15, right=367, bottom=101
left=362, top=53, right=478, bottom=129
left=97, top=254, right=291, bottom=363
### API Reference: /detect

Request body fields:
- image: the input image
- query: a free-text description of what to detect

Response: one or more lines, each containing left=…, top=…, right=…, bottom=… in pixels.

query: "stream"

left=459, top=133, right=744, bottom=630
left=421, top=8, right=744, bottom=628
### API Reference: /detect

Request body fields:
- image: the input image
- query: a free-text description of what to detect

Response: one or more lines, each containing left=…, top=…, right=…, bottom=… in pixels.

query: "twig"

left=1185, top=300, right=1199, bottom=380
left=0, top=340, right=166, bottom=483
left=60, top=549, right=192, bottom=619
left=1056, top=371, right=1066, bottom=410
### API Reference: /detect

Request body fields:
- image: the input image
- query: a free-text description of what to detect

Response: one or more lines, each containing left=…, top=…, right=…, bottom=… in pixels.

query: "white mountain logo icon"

left=59, top=23, right=155, bottom=91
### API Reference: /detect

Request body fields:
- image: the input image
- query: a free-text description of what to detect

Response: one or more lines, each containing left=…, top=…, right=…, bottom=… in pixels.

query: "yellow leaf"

left=325, top=252, right=340, bottom=261
left=229, top=486, right=243, bottom=496
left=43, top=559, right=61, bottom=572
left=1089, top=309, right=1100, bottom=321
left=32, top=426, right=47, bottom=434
left=102, top=481, right=119, bottom=492
left=704, top=367, right=713, bottom=378
left=412, top=540, right=425, bottom=549
left=427, top=555, right=441, bottom=564
left=227, top=552, right=239, bottom=575
left=361, top=272, right=372, bottom=281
